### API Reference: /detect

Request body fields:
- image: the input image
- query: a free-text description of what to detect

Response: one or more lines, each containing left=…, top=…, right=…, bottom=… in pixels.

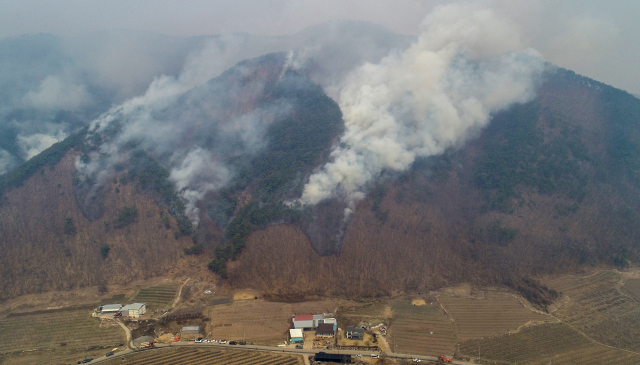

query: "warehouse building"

left=121, top=303, right=146, bottom=318
left=292, top=314, right=314, bottom=329
left=289, top=328, right=303, bottom=343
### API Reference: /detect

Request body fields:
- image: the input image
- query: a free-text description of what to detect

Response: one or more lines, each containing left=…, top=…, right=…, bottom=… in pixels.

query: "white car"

left=413, top=359, right=422, bottom=362
left=194, top=339, right=203, bottom=343
left=371, top=354, right=379, bottom=358
left=211, top=339, right=217, bottom=343
left=355, top=354, right=362, bottom=358
left=220, top=340, right=227, bottom=344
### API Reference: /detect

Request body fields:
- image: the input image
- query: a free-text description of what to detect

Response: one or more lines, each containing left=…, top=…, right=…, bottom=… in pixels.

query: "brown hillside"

left=227, top=72, right=640, bottom=300
left=0, top=151, right=195, bottom=300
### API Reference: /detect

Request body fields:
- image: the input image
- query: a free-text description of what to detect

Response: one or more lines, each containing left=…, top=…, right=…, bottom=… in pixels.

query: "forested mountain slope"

left=227, top=68, right=640, bottom=307
left=1, top=56, right=639, bottom=308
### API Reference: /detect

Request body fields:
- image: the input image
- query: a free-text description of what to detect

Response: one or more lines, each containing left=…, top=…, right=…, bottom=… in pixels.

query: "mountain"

left=1, top=50, right=640, bottom=309
left=0, top=22, right=412, bottom=176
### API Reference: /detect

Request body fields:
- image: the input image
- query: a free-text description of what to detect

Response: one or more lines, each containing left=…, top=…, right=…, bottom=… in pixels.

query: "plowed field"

left=131, top=285, right=178, bottom=310
left=0, top=308, right=124, bottom=365
left=545, top=271, right=640, bottom=351
left=104, top=347, right=303, bottom=365
left=439, top=291, right=553, bottom=341
left=388, top=300, right=457, bottom=356
left=460, top=323, right=640, bottom=365
left=205, top=299, right=340, bottom=345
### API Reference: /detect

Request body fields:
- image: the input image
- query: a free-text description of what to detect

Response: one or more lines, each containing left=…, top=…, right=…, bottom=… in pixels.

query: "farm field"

left=204, top=299, right=341, bottom=345
left=104, top=347, right=304, bottom=365
left=459, top=323, right=640, bottom=365
left=545, top=271, right=640, bottom=351
left=131, top=285, right=178, bottom=311
left=388, top=300, right=456, bottom=356
left=0, top=309, right=124, bottom=365
left=439, top=291, right=553, bottom=341
left=622, top=278, right=640, bottom=301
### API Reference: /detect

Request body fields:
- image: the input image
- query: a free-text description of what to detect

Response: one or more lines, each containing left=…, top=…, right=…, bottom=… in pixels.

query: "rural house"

left=346, top=326, right=364, bottom=340
left=316, top=323, right=335, bottom=337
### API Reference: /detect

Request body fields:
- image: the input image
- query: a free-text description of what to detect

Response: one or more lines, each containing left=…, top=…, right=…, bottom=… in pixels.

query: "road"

left=88, top=341, right=476, bottom=364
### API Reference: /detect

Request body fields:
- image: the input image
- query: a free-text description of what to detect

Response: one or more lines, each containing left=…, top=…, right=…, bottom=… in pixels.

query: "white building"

left=289, top=329, right=303, bottom=343
left=100, top=304, right=122, bottom=313
left=121, top=303, right=146, bottom=318
left=292, top=314, right=314, bottom=329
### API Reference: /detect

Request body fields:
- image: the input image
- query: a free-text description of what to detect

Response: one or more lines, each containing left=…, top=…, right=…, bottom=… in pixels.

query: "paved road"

left=87, top=341, right=476, bottom=364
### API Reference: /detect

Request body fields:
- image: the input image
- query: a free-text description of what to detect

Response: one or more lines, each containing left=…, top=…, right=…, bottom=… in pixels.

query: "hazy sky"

left=0, top=0, right=638, bottom=94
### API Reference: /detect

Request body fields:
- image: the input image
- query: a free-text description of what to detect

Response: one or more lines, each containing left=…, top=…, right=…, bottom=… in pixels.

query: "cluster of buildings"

left=99, top=303, right=147, bottom=318
left=289, top=313, right=338, bottom=343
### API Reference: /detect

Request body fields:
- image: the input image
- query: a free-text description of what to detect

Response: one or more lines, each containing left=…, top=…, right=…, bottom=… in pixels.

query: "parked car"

left=195, top=338, right=203, bottom=343
left=239, top=341, right=246, bottom=345
left=106, top=352, right=114, bottom=357
left=229, top=341, right=238, bottom=345
left=295, top=345, right=303, bottom=349
left=355, top=354, right=362, bottom=358
left=371, top=354, right=379, bottom=358
left=220, top=340, right=227, bottom=344
left=413, top=359, right=421, bottom=362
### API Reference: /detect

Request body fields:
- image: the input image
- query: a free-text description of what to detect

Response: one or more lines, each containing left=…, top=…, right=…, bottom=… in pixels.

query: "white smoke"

left=22, top=75, right=92, bottom=111
left=17, top=131, right=67, bottom=160
left=0, top=149, right=16, bottom=175
left=168, top=147, right=232, bottom=223
left=300, top=3, right=545, bottom=206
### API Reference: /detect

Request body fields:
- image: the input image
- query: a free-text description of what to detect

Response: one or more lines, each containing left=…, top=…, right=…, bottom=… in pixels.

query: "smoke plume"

left=300, top=3, right=545, bottom=207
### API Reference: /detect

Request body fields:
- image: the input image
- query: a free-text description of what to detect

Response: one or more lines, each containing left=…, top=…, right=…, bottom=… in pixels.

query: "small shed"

left=182, top=326, right=200, bottom=335
left=289, top=328, right=303, bottom=343
left=121, top=303, right=146, bottom=318
left=100, top=304, right=122, bottom=313
left=316, top=323, right=335, bottom=337
left=346, top=326, right=364, bottom=340
left=292, top=314, right=314, bottom=329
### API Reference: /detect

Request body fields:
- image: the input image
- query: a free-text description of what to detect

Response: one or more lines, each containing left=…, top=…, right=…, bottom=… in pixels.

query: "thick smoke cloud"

left=300, top=3, right=545, bottom=208
left=74, top=23, right=412, bottom=224
left=80, top=48, right=296, bottom=225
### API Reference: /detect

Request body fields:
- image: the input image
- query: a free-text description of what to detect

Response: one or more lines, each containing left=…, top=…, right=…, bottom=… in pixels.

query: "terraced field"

left=105, top=347, right=304, bottom=365
left=389, top=301, right=457, bottom=356
left=131, top=285, right=178, bottom=310
left=545, top=271, right=640, bottom=350
left=460, top=323, right=640, bottom=365
left=0, top=309, right=124, bottom=365
left=623, top=278, right=640, bottom=301
left=439, top=291, right=553, bottom=341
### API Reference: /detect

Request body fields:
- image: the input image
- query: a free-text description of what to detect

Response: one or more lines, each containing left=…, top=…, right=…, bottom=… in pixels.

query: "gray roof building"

left=346, top=326, right=364, bottom=339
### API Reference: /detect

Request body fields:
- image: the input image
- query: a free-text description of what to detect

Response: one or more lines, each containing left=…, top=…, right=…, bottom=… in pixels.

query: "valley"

left=1, top=269, right=639, bottom=364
